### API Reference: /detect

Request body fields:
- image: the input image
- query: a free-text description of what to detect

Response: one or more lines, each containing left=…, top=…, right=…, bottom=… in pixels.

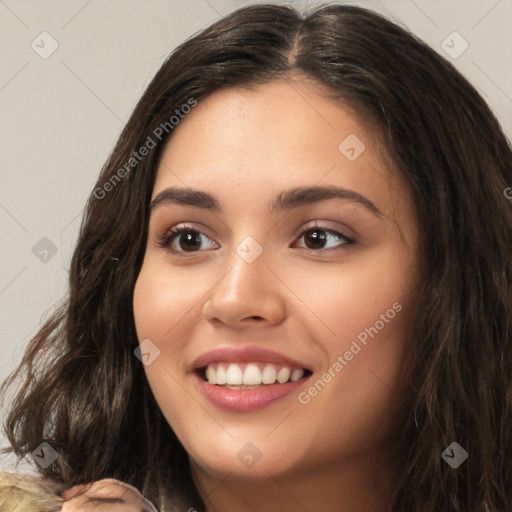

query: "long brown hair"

left=2, top=3, right=511, bottom=511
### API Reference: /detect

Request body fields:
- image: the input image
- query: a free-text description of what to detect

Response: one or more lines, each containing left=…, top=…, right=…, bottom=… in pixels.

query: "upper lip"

left=193, top=345, right=312, bottom=372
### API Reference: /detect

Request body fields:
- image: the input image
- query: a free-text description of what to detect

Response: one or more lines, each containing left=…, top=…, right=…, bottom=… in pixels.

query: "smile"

left=193, top=346, right=313, bottom=411
left=203, top=362, right=309, bottom=387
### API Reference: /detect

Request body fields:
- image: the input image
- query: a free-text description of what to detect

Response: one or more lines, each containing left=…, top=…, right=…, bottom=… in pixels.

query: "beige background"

left=1, top=0, right=511, bottom=472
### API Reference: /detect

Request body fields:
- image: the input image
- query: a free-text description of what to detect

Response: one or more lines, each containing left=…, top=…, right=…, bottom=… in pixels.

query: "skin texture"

left=132, top=78, right=420, bottom=512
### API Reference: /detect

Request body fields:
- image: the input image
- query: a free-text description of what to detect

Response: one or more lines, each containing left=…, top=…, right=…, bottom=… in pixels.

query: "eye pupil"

left=304, top=229, right=327, bottom=249
left=180, top=231, right=202, bottom=251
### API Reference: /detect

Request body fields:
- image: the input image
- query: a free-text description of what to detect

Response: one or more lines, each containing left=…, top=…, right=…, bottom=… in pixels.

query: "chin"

left=186, top=431, right=306, bottom=480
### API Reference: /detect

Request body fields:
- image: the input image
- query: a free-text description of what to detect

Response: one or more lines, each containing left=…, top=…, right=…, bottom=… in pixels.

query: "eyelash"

left=156, top=223, right=355, bottom=256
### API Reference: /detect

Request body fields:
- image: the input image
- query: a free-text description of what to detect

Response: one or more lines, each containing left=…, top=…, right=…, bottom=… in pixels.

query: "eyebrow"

left=149, top=185, right=383, bottom=217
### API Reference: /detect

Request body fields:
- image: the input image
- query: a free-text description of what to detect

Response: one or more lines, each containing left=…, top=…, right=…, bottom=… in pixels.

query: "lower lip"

left=195, top=373, right=310, bottom=412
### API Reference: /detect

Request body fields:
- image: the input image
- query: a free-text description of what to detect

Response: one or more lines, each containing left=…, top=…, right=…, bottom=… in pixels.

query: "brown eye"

left=294, top=226, right=353, bottom=251
left=158, top=226, right=218, bottom=254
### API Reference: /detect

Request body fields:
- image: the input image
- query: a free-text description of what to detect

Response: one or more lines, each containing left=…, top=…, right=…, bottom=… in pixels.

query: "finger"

left=62, top=494, right=146, bottom=512
left=60, top=493, right=92, bottom=511
left=60, top=479, right=155, bottom=511
left=61, top=483, right=93, bottom=500
left=62, top=499, right=145, bottom=512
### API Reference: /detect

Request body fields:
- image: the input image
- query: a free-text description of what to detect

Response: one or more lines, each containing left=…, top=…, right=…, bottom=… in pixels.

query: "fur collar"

left=0, top=471, right=63, bottom=511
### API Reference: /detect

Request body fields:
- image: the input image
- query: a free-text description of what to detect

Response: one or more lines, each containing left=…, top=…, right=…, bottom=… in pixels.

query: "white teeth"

left=204, top=362, right=307, bottom=386
left=261, top=365, right=277, bottom=384
left=243, top=363, right=262, bottom=385
left=226, top=363, right=243, bottom=385
left=291, top=369, right=305, bottom=382
left=206, top=366, right=216, bottom=385
left=216, top=363, right=227, bottom=385
left=276, top=367, right=291, bottom=384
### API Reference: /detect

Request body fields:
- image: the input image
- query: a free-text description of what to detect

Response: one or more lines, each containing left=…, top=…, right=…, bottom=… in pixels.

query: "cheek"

left=133, top=262, right=183, bottom=382
left=287, top=249, right=414, bottom=433
left=133, top=265, right=192, bottom=430
left=286, top=246, right=413, bottom=353
left=133, top=259, right=200, bottom=343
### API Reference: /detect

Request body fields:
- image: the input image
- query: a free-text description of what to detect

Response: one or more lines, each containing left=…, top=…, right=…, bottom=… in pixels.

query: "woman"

left=1, top=3, right=511, bottom=511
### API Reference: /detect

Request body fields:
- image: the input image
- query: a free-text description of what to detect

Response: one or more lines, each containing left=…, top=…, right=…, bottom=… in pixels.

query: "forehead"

left=158, top=79, right=373, bottom=168
left=152, top=79, right=411, bottom=222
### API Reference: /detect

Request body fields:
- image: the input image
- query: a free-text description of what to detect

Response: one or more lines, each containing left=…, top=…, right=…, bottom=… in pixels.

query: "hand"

left=60, top=478, right=158, bottom=511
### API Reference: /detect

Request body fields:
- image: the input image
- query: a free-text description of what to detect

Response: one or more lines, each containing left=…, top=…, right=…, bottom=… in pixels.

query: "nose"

left=201, top=240, right=287, bottom=328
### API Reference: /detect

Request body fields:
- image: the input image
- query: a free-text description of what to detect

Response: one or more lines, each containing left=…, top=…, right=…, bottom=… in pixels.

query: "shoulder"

left=0, top=470, right=63, bottom=511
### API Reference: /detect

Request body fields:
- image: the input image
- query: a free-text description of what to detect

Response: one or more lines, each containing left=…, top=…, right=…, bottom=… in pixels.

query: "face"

left=133, top=78, right=419, bottom=486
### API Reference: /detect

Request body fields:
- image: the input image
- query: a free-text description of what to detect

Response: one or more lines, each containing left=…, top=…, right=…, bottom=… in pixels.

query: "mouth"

left=197, top=362, right=313, bottom=389
left=192, top=346, right=314, bottom=412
